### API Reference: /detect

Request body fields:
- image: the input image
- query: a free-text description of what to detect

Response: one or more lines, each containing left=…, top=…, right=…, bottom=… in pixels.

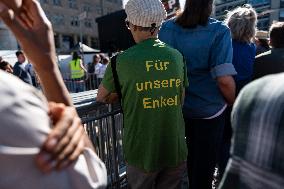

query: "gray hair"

left=225, top=4, right=257, bottom=43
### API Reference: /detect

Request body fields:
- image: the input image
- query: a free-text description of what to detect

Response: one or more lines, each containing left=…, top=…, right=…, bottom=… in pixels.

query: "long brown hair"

left=175, top=0, right=213, bottom=28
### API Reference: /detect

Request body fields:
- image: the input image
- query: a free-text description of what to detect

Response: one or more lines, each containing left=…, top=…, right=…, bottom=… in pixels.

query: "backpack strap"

left=110, top=55, right=122, bottom=100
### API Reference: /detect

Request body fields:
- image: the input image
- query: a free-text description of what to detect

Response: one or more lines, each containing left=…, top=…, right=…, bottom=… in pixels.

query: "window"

left=248, top=0, right=270, bottom=7
left=45, top=11, right=51, bottom=20
left=71, top=16, right=79, bottom=27
left=69, top=0, right=77, bottom=9
left=83, top=3, right=92, bottom=12
left=40, top=0, right=48, bottom=4
left=215, top=0, right=235, bottom=6
left=52, top=14, right=65, bottom=26
left=280, top=10, right=284, bottom=21
left=95, top=5, right=103, bottom=16
left=84, top=19, right=92, bottom=28
left=54, top=34, right=60, bottom=49
left=91, top=37, right=99, bottom=49
left=62, top=35, right=74, bottom=49
left=106, top=0, right=119, bottom=2
left=107, top=8, right=113, bottom=14
left=281, top=0, right=284, bottom=8
left=257, top=17, right=270, bottom=30
left=53, top=0, right=61, bottom=6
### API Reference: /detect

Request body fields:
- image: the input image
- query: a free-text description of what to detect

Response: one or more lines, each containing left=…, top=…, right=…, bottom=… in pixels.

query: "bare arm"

left=217, top=75, right=236, bottom=106
left=80, top=60, right=88, bottom=73
left=97, top=84, right=119, bottom=104
left=0, top=0, right=93, bottom=171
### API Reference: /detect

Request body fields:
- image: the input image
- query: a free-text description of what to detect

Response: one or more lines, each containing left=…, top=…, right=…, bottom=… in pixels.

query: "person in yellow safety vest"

left=69, top=52, right=87, bottom=92
left=69, top=51, right=87, bottom=79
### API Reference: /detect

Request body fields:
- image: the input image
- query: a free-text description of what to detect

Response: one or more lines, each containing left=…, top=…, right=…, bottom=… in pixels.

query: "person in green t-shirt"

left=97, top=0, right=188, bottom=188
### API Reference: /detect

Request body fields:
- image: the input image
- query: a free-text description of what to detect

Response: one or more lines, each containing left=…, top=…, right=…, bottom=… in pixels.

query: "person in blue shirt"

left=218, top=5, right=258, bottom=180
left=225, top=4, right=257, bottom=94
left=13, top=51, right=33, bottom=85
left=159, top=0, right=236, bottom=188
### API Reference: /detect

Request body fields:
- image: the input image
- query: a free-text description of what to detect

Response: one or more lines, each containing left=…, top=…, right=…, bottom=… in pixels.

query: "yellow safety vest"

left=70, top=59, right=85, bottom=79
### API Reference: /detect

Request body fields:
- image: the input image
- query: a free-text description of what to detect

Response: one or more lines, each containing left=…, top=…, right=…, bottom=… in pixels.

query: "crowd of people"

left=0, top=50, right=109, bottom=93
left=98, top=0, right=284, bottom=188
left=0, top=51, right=37, bottom=86
left=0, top=0, right=284, bottom=189
left=67, top=52, right=109, bottom=92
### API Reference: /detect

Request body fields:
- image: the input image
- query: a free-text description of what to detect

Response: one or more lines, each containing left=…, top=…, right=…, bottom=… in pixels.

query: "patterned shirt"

left=219, top=73, right=284, bottom=189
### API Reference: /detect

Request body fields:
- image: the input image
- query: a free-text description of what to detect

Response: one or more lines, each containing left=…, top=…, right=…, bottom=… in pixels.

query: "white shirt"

left=94, top=63, right=103, bottom=75
left=97, top=64, right=108, bottom=79
left=25, top=63, right=35, bottom=77
left=0, top=71, right=107, bottom=189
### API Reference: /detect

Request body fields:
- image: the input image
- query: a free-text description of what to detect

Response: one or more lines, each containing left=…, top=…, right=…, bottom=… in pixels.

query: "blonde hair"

left=225, top=4, right=257, bottom=43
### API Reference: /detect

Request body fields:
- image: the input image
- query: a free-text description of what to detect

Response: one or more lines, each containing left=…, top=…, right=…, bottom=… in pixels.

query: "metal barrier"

left=33, top=73, right=101, bottom=93
left=62, top=73, right=102, bottom=93
left=73, top=91, right=127, bottom=188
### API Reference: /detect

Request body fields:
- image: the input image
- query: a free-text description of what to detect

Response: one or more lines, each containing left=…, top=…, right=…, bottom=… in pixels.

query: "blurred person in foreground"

left=159, top=0, right=236, bottom=188
left=97, top=0, right=188, bottom=188
left=219, top=73, right=284, bottom=189
left=0, top=60, right=13, bottom=73
left=253, top=22, right=284, bottom=80
left=0, top=0, right=107, bottom=188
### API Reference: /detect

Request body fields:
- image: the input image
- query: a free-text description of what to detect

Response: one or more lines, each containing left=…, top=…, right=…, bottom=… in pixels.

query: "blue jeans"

left=184, top=112, right=225, bottom=189
left=71, top=78, right=85, bottom=93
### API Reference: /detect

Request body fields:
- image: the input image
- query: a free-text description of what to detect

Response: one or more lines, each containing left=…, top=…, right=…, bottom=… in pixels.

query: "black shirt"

left=253, top=48, right=284, bottom=80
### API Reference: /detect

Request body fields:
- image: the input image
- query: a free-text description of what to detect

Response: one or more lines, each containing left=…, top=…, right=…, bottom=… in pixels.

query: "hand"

left=97, top=84, right=119, bottom=104
left=0, top=0, right=22, bottom=13
left=106, top=93, right=119, bottom=104
left=36, top=102, right=87, bottom=173
left=85, top=73, right=89, bottom=80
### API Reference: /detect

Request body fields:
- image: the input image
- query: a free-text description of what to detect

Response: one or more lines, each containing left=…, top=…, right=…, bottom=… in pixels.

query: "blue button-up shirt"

left=159, top=18, right=237, bottom=118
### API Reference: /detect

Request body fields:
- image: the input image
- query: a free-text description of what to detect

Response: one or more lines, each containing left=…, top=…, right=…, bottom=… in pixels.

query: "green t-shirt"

left=102, top=38, right=188, bottom=172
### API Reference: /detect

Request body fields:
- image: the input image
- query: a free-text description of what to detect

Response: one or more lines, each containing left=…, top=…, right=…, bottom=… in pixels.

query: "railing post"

left=109, top=104, right=120, bottom=188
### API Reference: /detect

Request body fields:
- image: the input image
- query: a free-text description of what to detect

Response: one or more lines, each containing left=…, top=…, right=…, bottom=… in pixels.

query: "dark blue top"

left=159, top=18, right=236, bottom=118
left=13, top=62, right=32, bottom=85
left=232, top=40, right=256, bottom=92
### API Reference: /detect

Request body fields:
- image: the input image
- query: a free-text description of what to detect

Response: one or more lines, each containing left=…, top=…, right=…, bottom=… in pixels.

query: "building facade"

left=0, top=0, right=123, bottom=52
left=0, top=22, right=18, bottom=50
left=214, top=0, right=284, bottom=30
